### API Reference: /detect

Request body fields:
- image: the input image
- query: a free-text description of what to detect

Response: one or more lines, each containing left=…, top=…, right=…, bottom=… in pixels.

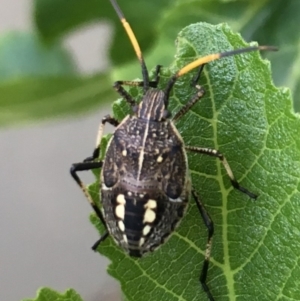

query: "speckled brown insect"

left=100, top=88, right=191, bottom=257
left=70, top=1, right=277, bottom=300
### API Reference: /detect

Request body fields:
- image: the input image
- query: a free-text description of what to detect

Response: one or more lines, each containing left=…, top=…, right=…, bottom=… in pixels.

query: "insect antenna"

left=109, top=0, right=150, bottom=92
left=164, top=45, right=278, bottom=105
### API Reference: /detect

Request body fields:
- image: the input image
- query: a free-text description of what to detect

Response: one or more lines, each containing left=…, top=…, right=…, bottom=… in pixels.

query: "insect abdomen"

left=101, top=117, right=190, bottom=256
left=101, top=184, right=188, bottom=257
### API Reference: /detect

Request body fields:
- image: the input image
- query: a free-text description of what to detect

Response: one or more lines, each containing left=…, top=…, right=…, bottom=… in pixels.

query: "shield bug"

left=70, top=0, right=277, bottom=300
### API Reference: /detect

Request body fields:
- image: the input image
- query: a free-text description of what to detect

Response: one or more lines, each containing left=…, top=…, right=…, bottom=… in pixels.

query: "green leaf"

left=0, top=74, right=113, bottom=127
left=0, top=32, right=76, bottom=81
left=22, top=288, right=83, bottom=301
left=89, top=23, right=300, bottom=301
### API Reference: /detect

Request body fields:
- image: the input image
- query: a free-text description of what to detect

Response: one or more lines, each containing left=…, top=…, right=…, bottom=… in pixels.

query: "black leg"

left=164, top=63, right=205, bottom=107
left=172, top=84, right=205, bottom=122
left=191, top=64, right=205, bottom=87
left=70, top=162, right=105, bottom=224
left=113, top=65, right=162, bottom=107
left=84, top=115, right=119, bottom=162
left=192, top=189, right=215, bottom=301
left=115, top=65, right=161, bottom=89
left=70, top=161, right=110, bottom=249
left=70, top=114, right=118, bottom=249
left=186, top=147, right=257, bottom=199
left=91, top=231, right=109, bottom=251
left=172, top=65, right=206, bottom=122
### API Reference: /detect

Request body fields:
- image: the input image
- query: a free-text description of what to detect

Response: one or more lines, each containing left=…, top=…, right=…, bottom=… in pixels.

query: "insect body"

left=101, top=89, right=190, bottom=256
left=70, top=1, right=277, bottom=300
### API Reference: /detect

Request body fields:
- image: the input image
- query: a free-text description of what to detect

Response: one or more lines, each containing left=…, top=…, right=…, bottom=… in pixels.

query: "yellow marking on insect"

left=143, top=209, right=156, bottom=224
left=144, top=199, right=157, bottom=209
left=115, top=205, right=125, bottom=219
left=139, top=237, right=145, bottom=247
left=121, top=19, right=143, bottom=62
left=143, top=225, right=152, bottom=236
left=117, top=194, right=126, bottom=204
left=118, top=220, right=125, bottom=232
left=137, top=100, right=155, bottom=180
left=157, top=155, right=163, bottom=163
left=176, top=46, right=278, bottom=78
left=177, top=53, right=220, bottom=77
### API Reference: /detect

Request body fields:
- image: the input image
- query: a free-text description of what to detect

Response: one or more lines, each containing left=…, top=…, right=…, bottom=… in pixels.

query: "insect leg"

left=91, top=232, right=109, bottom=251
left=186, top=146, right=257, bottom=199
left=173, top=84, right=205, bottom=122
left=190, top=64, right=205, bottom=87
left=70, top=161, right=109, bottom=247
left=117, top=65, right=162, bottom=88
left=70, top=115, right=118, bottom=248
left=84, top=115, right=119, bottom=162
left=172, top=65, right=206, bottom=122
left=113, top=65, right=162, bottom=106
left=192, top=189, right=215, bottom=301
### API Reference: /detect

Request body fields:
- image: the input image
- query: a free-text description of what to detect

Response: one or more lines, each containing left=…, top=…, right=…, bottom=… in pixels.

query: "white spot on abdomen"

left=117, top=194, right=126, bottom=204
left=157, top=155, right=163, bottom=163
left=139, top=237, right=145, bottom=247
left=115, top=204, right=125, bottom=219
left=118, top=220, right=125, bottom=232
left=144, top=199, right=157, bottom=209
left=143, top=199, right=157, bottom=223
left=143, top=209, right=156, bottom=223
left=143, top=225, right=152, bottom=236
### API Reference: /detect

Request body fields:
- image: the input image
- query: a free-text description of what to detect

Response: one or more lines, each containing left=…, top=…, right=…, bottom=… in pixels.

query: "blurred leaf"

left=33, top=0, right=300, bottom=110
left=250, top=0, right=300, bottom=112
left=22, top=288, right=83, bottom=301
left=87, top=23, right=300, bottom=301
left=34, top=0, right=172, bottom=65
left=0, top=32, right=76, bottom=81
left=0, top=74, right=113, bottom=127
